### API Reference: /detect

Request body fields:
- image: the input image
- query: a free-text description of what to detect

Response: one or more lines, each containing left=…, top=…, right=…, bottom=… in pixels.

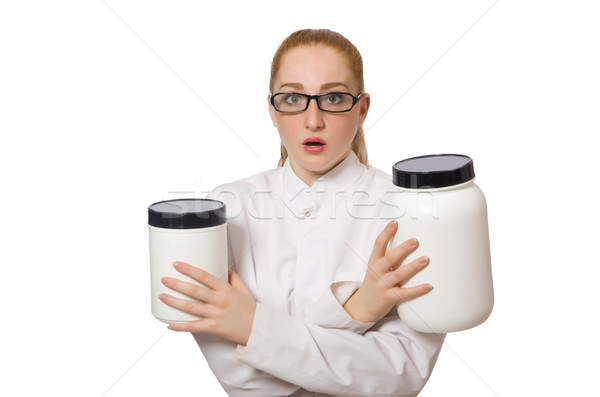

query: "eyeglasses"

left=270, top=92, right=363, bottom=113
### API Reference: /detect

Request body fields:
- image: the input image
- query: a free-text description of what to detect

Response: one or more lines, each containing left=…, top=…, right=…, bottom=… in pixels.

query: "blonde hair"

left=270, top=29, right=368, bottom=167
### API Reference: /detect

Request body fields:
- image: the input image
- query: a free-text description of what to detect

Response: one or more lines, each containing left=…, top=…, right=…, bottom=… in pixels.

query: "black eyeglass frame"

left=269, top=92, right=363, bottom=113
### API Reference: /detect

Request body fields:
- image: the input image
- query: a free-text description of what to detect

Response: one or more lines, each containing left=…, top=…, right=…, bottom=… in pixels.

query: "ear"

left=268, top=94, right=278, bottom=128
left=358, top=93, right=371, bottom=125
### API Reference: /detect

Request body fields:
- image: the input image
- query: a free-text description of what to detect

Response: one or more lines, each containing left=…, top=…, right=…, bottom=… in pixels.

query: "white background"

left=1, top=1, right=598, bottom=396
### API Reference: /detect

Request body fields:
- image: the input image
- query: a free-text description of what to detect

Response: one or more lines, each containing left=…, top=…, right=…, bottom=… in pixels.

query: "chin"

left=303, top=157, right=339, bottom=173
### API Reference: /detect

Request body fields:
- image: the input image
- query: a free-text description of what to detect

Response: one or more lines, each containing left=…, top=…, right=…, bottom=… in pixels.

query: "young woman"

left=159, top=29, right=444, bottom=396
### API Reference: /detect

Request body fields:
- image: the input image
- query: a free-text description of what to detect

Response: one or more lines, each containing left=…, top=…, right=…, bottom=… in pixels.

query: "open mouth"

left=302, top=137, right=326, bottom=153
left=303, top=137, right=326, bottom=147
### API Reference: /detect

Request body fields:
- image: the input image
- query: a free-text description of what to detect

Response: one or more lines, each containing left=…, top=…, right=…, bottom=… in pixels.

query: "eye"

left=324, top=93, right=344, bottom=104
left=284, top=93, right=302, bottom=104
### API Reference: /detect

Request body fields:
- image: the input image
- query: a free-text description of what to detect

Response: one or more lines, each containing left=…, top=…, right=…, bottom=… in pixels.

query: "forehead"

left=274, top=45, right=357, bottom=91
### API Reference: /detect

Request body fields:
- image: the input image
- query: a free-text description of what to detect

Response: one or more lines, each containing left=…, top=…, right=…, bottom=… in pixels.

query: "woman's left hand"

left=159, top=262, right=257, bottom=346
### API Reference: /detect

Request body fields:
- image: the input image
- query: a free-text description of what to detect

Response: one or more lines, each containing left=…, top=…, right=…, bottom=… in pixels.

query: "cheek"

left=276, top=118, right=297, bottom=143
left=331, top=118, right=358, bottom=142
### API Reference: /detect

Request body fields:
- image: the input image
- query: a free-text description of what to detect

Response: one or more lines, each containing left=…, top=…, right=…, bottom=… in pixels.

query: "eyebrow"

left=278, top=82, right=352, bottom=92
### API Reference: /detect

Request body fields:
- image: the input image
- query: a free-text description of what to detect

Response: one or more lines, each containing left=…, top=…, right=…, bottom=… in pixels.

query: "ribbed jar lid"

left=148, top=198, right=226, bottom=229
left=392, top=154, right=475, bottom=189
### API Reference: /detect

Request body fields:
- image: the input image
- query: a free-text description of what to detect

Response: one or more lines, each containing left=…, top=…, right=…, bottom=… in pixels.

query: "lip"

left=302, top=137, right=327, bottom=153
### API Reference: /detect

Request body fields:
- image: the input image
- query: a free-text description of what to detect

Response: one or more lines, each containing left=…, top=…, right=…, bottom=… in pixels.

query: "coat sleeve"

left=236, top=301, right=445, bottom=397
left=300, top=280, right=375, bottom=334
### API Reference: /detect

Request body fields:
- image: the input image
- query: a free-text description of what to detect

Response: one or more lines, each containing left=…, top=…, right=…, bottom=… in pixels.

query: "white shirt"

left=196, top=152, right=444, bottom=396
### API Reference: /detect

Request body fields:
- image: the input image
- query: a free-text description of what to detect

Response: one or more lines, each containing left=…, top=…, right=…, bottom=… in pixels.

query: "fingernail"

left=173, top=262, right=181, bottom=268
left=409, top=238, right=418, bottom=246
left=420, top=256, right=429, bottom=265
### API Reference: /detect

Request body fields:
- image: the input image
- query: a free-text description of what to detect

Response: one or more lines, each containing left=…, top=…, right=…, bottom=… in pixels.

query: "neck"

left=290, top=150, right=352, bottom=187
left=289, top=163, right=322, bottom=187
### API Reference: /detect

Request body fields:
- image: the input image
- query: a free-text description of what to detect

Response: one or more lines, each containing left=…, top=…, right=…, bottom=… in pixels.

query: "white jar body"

left=390, top=180, right=493, bottom=333
left=148, top=223, right=228, bottom=323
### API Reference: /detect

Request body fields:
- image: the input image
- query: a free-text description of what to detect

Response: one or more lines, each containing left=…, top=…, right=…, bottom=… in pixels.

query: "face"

left=269, top=45, right=370, bottom=186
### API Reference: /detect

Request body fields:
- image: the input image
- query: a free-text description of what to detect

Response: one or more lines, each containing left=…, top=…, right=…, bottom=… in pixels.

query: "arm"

left=238, top=302, right=444, bottom=396
left=161, top=268, right=443, bottom=396
left=159, top=220, right=443, bottom=396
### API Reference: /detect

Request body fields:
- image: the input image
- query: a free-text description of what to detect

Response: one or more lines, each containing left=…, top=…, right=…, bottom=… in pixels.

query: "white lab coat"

left=197, top=152, right=445, bottom=396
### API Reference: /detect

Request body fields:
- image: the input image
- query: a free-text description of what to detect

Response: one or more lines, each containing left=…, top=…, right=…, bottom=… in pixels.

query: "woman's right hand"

left=342, top=220, right=433, bottom=323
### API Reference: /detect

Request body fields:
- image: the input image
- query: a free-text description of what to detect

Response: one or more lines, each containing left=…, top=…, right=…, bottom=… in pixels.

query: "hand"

left=159, top=262, right=257, bottom=345
left=343, top=220, right=433, bottom=323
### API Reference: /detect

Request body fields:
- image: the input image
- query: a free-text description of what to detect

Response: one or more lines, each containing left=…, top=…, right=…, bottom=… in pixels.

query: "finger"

left=389, top=255, right=430, bottom=286
left=161, top=276, right=216, bottom=304
left=370, top=220, right=399, bottom=262
left=167, top=321, right=211, bottom=332
left=173, top=261, right=227, bottom=291
left=167, top=321, right=201, bottom=332
left=158, top=293, right=211, bottom=318
left=384, top=237, right=419, bottom=271
left=387, top=283, right=433, bottom=304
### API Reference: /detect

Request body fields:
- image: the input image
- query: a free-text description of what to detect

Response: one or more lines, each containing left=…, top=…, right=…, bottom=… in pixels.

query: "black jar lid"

left=148, top=198, right=226, bottom=229
left=392, top=154, right=475, bottom=189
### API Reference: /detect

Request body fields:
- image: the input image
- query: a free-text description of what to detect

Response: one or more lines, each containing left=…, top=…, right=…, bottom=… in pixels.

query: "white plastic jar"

left=148, top=198, right=228, bottom=323
left=390, top=154, right=494, bottom=333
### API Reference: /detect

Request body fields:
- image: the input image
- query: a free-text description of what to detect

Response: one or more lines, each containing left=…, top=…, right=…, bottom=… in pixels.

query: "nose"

left=303, top=97, right=325, bottom=131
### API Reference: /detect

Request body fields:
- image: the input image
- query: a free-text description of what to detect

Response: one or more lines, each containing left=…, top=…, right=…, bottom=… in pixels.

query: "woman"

left=159, top=29, right=444, bottom=396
